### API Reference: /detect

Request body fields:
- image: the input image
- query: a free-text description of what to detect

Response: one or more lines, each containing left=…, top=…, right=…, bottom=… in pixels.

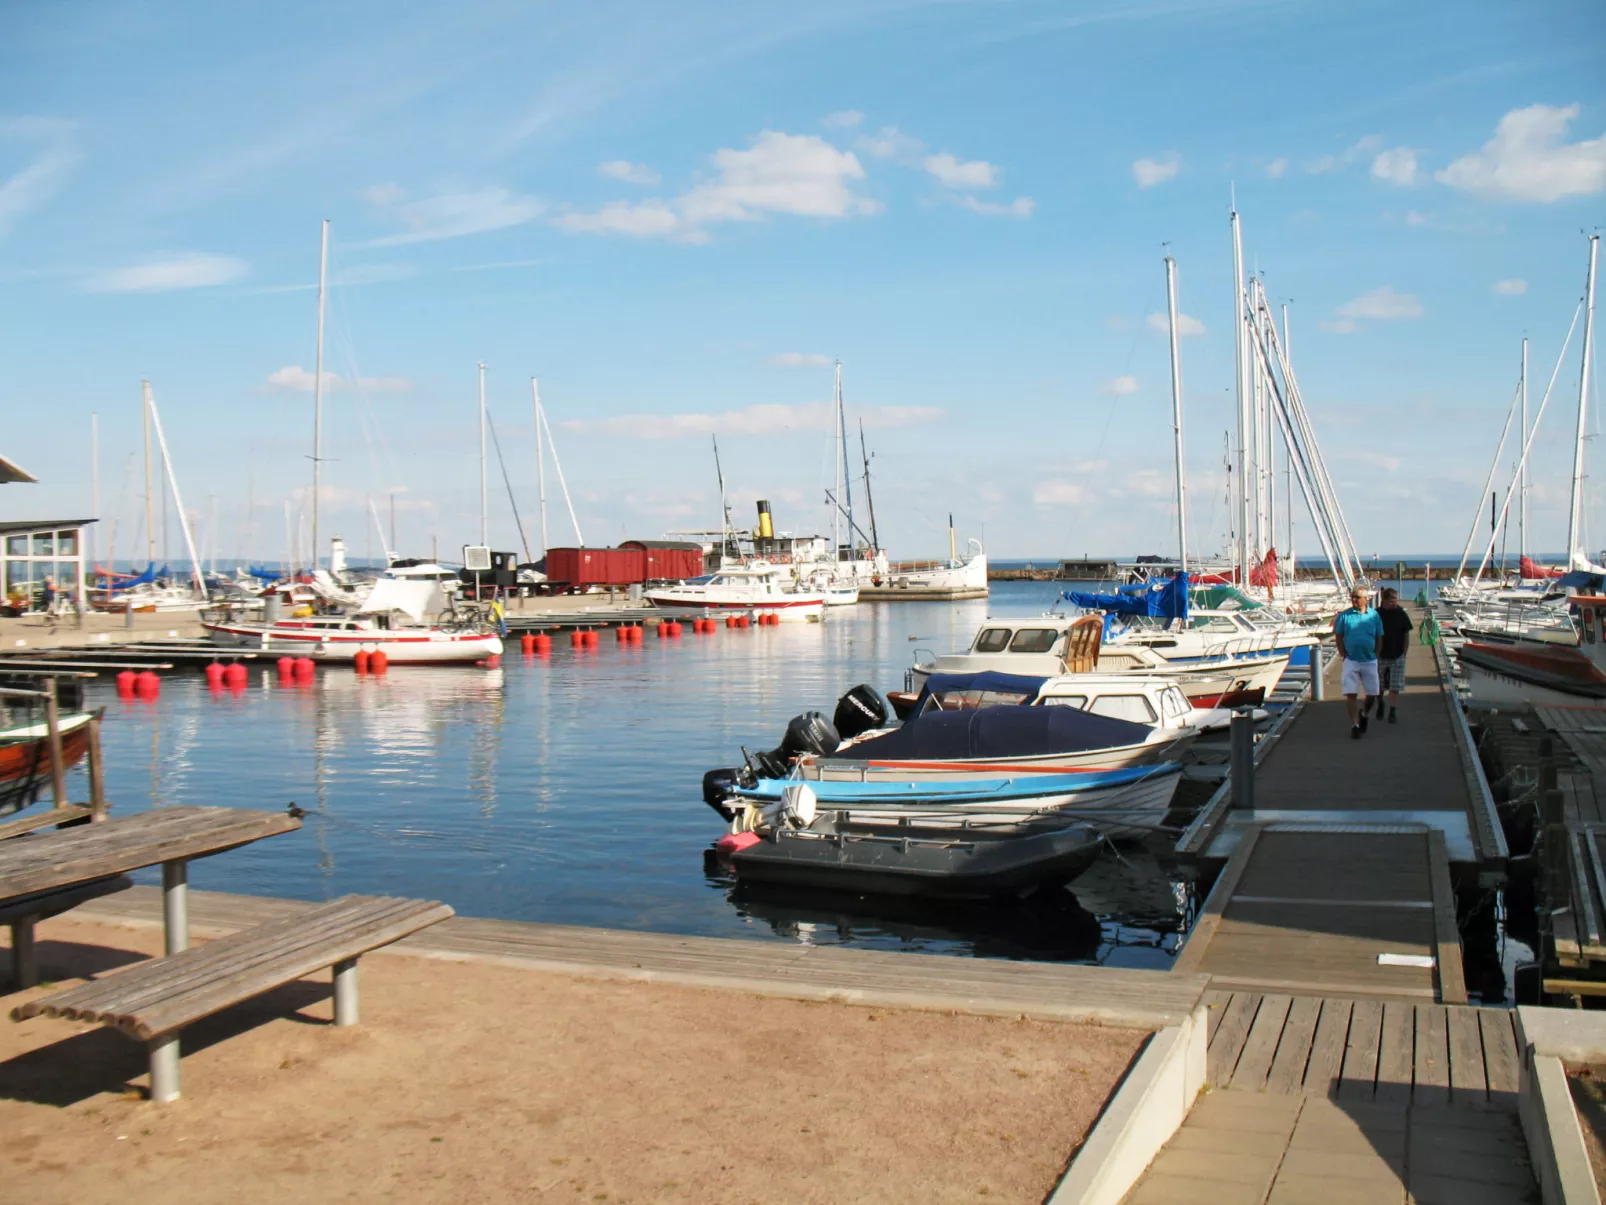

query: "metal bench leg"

left=332, top=957, right=359, bottom=1026
left=10, top=919, right=37, bottom=988
left=148, top=1033, right=181, bottom=1103
left=161, top=860, right=188, bottom=954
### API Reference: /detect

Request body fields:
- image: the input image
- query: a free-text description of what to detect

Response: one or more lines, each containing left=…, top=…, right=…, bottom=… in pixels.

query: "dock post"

left=1311, top=643, right=1325, bottom=702
left=332, top=958, right=360, bottom=1025
left=42, top=677, right=67, bottom=811
left=124, top=598, right=134, bottom=628
left=1230, top=709, right=1255, bottom=812
left=161, top=860, right=189, bottom=954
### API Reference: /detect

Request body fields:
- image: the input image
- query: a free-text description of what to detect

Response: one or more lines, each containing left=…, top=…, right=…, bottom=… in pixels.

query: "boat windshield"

left=1241, top=611, right=1287, bottom=630
left=1009, top=629, right=1061, bottom=653
left=921, top=687, right=1034, bottom=713
left=973, top=628, right=1012, bottom=652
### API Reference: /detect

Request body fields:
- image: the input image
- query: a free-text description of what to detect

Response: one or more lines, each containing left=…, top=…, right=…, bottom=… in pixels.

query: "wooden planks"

left=0, top=807, right=301, bottom=900
left=69, top=886, right=1209, bottom=1029
left=1203, top=990, right=1522, bottom=1111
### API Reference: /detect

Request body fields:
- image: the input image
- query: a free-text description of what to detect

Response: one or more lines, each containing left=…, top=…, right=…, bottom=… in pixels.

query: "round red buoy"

left=276, top=656, right=295, bottom=678
left=293, top=657, right=316, bottom=680
left=136, top=670, right=161, bottom=697
left=725, top=615, right=737, bottom=629
left=354, top=650, right=370, bottom=673
left=116, top=670, right=137, bottom=696
left=736, top=614, right=750, bottom=628
left=616, top=625, right=630, bottom=642
left=369, top=651, right=388, bottom=674
left=655, top=622, right=669, bottom=639
left=486, top=653, right=501, bottom=667
left=225, top=662, right=248, bottom=687
left=521, top=633, right=536, bottom=654
left=569, top=628, right=584, bottom=647
left=584, top=630, right=599, bottom=648
left=533, top=633, right=552, bottom=655
left=205, top=662, right=225, bottom=688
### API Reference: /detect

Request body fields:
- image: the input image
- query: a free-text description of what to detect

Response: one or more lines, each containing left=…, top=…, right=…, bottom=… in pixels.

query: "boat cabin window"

left=1241, top=611, right=1283, bottom=630
left=922, top=687, right=1034, bottom=712
left=1008, top=629, right=1060, bottom=653
left=1190, top=616, right=1239, bottom=633
left=1162, top=688, right=1191, bottom=717
left=973, top=628, right=1012, bottom=653
left=1040, top=694, right=1088, bottom=709
left=1088, top=695, right=1157, bottom=724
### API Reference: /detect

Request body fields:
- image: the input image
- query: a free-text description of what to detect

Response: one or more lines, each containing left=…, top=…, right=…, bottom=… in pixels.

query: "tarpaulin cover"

left=1064, top=571, right=1190, bottom=621
left=1520, top=555, right=1564, bottom=580
left=912, top=671, right=1049, bottom=714
left=1192, top=585, right=1263, bottom=612
left=107, top=565, right=158, bottom=591
left=1558, top=570, right=1604, bottom=590
left=822, top=704, right=1155, bottom=762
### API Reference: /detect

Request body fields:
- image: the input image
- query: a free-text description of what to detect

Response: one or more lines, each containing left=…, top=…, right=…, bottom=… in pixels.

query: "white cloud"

left=924, top=152, right=998, bottom=189
left=822, top=110, right=864, bottom=129
left=1319, top=318, right=1360, bottom=335
left=1437, top=104, right=1606, bottom=202
left=1345, top=450, right=1402, bottom=472
left=597, top=160, right=660, bottom=185
left=1100, top=376, right=1139, bottom=396
left=0, top=146, right=78, bottom=238
left=1033, top=480, right=1091, bottom=506
left=1492, top=278, right=1528, bottom=296
left=1307, top=135, right=1383, bottom=175
left=855, top=125, right=923, bottom=161
left=768, top=352, right=833, bottom=367
left=562, top=401, right=940, bottom=439
left=958, top=195, right=1035, bottom=218
left=1336, top=285, right=1423, bottom=320
left=1405, top=210, right=1432, bottom=227
left=266, top=365, right=411, bottom=393
left=1132, top=153, right=1181, bottom=188
left=1371, top=147, right=1421, bottom=187
left=1265, top=158, right=1289, bottom=180
left=88, top=252, right=248, bottom=293
left=557, top=130, right=876, bottom=242
left=1146, top=311, right=1205, bottom=336
left=364, top=185, right=544, bottom=245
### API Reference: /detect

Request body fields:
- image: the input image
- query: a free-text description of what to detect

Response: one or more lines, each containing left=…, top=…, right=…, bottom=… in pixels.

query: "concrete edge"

left=1518, top=1006, right=1604, bottom=1205
left=1045, top=1002, right=1208, bottom=1205
left=63, top=898, right=1199, bottom=1031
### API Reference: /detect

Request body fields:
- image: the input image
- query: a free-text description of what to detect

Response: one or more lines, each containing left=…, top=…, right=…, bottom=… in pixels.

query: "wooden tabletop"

left=0, top=806, right=301, bottom=902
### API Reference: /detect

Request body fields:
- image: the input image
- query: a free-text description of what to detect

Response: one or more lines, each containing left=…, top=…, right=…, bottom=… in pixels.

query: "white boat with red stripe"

left=646, top=562, right=825, bottom=622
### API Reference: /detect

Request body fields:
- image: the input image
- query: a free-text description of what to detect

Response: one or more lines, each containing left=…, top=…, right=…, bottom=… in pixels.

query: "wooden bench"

left=2, top=875, right=133, bottom=988
left=12, top=894, right=453, bottom=1101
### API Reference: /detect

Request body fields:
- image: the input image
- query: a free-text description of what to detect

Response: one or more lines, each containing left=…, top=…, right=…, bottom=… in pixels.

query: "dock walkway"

left=1174, top=612, right=1506, bottom=1004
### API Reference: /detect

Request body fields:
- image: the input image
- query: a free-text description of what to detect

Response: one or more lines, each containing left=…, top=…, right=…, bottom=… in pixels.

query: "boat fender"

left=714, top=831, right=762, bottom=857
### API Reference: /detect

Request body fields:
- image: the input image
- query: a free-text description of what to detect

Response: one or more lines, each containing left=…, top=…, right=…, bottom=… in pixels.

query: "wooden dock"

left=1173, top=612, right=1506, bottom=1005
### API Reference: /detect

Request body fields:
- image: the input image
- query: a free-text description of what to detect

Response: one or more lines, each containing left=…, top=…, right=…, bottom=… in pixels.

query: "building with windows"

left=1, top=521, right=93, bottom=614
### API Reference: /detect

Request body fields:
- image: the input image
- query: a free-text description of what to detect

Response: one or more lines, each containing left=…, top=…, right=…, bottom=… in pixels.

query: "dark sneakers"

left=1351, top=725, right=1362, bottom=740
left=1359, top=711, right=1369, bottom=734
left=1388, top=708, right=1398, bottom=724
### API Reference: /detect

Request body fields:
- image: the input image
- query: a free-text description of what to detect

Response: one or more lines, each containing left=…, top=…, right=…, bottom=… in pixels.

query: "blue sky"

left=2, top=0, right=1604, bottom=566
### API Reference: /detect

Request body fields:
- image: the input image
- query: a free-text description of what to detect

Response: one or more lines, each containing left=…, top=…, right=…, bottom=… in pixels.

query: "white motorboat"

left=202, top=578, right=502, bottom=664
left=863, top=537, right=988, bottom=599
left=645, top=562, right=825, bottom=621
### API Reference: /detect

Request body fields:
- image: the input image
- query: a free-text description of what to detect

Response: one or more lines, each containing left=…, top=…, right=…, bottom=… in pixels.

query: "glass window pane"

left=974, top=628, right=1012, bottom=653
left=1089, top=695, right=1158, bottom=724
left=32, top=533, right=53, bottom=556
left=1009, top=629, right=1059, bottom=653
left=5, top=536, right=25, bottom=557
left=57, top=531, right=78, bottom=556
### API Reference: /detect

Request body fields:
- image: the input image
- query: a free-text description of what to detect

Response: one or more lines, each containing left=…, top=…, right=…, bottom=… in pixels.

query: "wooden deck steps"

left=58, top=886, right=1209, bottom=1030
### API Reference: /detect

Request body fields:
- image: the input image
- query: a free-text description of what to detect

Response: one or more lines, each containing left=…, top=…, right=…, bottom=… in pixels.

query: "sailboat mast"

left=478, top=362, right=488, bottom=547
left=145, top=389, right=207, bottom=599
left=89, top=412, right=99, bottom=584
left=142, top=380, right=154, bottom=567
left=713, top=435, right=730, bottom=562
left=1568, top=234, right=1599, bottom=568
left=1283, top=301, right=1294, bottom=571
left=311, top=218, right=327, bottom=572
left=532, top=378, right=548, bottom=558
left=1230, top=205, right=1250, bottom=585
left=1164, top=256, right=1190, bottom=574
left=838, top=363, right=855, bottom=556
left=832, top=361, right=843, bottom=560
left=1520, top=337, right=1528, bottom=563
left=859, top=420, right=879, bottom=554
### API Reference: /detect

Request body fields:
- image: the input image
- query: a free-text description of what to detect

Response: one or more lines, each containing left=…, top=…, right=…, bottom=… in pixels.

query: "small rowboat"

left=0, top=709, right=99, bottom=815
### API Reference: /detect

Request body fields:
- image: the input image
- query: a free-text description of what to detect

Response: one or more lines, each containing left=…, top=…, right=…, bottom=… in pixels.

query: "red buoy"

left=135, top=670, right=161, bottom=697
left=626, top=625, right=642, bottom=643
left=616, top=625, right=630, bottom=642
left=725, top=615, right=737, bottom=629
left=293, top=657, right=316, bottom=680
left=655, top=621, right=669, bottom=639
left=225, top=662, right=248, bottom=687
left=116, top=670, right=137, bottom=696
left=585, top=630, right=600, bottom=648
left=353, top=651, right=370, bottom=673
left=205, top=662, right=225, bottom=688
left=276, top=656, right=295, bottom=678
left=369, top=651, right=388, bottom=674
left=521, top=633, right=536, bottom=654
left=736, top=614, right=751, bottom=629
left=533, top=633, right=552, bottom=655
left=486, top=653, right=501, bottom=667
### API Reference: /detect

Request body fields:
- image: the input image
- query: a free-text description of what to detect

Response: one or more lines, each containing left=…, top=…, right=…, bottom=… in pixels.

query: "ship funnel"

left=756, top=500, right=774, bottom=540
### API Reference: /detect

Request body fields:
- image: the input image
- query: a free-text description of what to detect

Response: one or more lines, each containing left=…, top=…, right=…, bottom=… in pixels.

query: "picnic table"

left=0, top=805, right=302, bottom=976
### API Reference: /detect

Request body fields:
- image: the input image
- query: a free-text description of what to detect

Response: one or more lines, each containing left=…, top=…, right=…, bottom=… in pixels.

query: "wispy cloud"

left=1492, top=278, right=1528, bottom=296
left=924, top=152, right=998, bottom=189
left=1264, top=157, right=1289, bottom=179
left=1132, top=152, right=1181, bottom=188
left=958, top=195, right=1035, bottom=218
left=1437, top=103, right=1606, bottom=202
left=363, top=185, right=544, bottom=245
left=598, top=160, right=660, bottom=185
left=266, top=365, right=411, bottom=392
left=1100, top=376, right=1139, bottom=396
left=0, top=117, right=79, bottom=238
left=1319, top=318, right=1359, bottom=335
left=1336, top=285, right=1423, bottom=320
left=561, top=401, right=940, bottom=439
left=1033, top=480, right=1090, bottom=506
left=1371, top=146, right=1422, bottom=187
left=769, top=352, right=833, bottom=367
left=1146, top=311, right=1205, bottom=336
left=88, top=252, right=248, bottom=293
left=555, top=130, right=876, bottom=243
left=822, top=110, right=864, bottom=129
left=855, top=125, right=923, bottom=161
left=1306, top=134, right=1382, bottom=174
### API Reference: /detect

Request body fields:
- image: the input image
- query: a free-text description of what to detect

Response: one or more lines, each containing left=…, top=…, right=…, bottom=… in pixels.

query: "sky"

left=2, top=0, right=1604, bottom=567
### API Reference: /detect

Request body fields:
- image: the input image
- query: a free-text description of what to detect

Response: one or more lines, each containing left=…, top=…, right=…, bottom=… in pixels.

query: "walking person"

left=1375, top=588, right=1414, bottom=723
left=1333, top=586, right=1383, bottom=740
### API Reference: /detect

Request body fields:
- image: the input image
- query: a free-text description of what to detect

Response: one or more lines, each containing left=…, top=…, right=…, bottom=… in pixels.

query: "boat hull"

left=643, top=590, right=825, bottom=621
left=202, top=621, right=503, bottom=664
left=0, top=710, right=97, bottom=815
left=1457, top=642, right=1606, bottom=706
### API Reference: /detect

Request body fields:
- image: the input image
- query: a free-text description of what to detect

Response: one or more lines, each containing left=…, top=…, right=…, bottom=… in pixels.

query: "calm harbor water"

left=87, top=582, right=1202, bottom=967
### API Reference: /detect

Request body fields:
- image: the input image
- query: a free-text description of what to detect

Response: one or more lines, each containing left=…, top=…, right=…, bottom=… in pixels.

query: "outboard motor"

left=832, top=684, right=890, bottom=741
left=750, top=710, right=841, bottom=780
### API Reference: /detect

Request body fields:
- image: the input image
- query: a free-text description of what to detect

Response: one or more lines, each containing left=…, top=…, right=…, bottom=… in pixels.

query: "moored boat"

left=0, top=709, right=99, bottom=815
left=645, top=562, right=825, bottom=621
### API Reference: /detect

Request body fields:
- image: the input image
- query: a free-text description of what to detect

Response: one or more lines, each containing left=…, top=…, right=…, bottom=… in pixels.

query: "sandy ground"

left=1, top=917, right=1140, bottom=1205
left=1568, top=1063, right=1606, bottom=1192
left=0, top=609, right=205, bottom=649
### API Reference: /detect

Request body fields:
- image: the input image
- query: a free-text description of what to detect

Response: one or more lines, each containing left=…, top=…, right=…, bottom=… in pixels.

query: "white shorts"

left=1341, top=658, right=1380, bottom=696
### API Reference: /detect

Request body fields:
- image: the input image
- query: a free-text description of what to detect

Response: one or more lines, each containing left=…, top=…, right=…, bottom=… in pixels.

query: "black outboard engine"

left=832, top=684, right=890, bottom=741
left=750, top=710, right=840, bottom=780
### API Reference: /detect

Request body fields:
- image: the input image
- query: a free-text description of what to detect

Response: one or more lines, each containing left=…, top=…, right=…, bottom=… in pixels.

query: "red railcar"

left=544, top=542, right=703, bottom=590
left=622, top=540, right=704, bottom=581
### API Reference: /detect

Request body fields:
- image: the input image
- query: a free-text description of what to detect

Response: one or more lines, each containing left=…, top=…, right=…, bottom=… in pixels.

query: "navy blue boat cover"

left=822, top=703, right=1154, bottom=762
left=1063, top=571, right=1190, bottom=621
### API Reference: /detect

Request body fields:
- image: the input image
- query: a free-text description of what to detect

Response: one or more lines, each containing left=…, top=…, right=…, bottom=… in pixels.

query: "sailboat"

left=1458, top=234, right=1600, bottom=702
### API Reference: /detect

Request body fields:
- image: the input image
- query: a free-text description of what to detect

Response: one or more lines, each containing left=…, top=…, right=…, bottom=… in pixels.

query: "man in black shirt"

left=1375, top=587, right=1414, bottom=724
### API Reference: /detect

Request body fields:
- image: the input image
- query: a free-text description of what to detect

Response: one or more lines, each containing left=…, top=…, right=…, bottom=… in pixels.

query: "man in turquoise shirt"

left=1333, top=587, right=1384, bottom=740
